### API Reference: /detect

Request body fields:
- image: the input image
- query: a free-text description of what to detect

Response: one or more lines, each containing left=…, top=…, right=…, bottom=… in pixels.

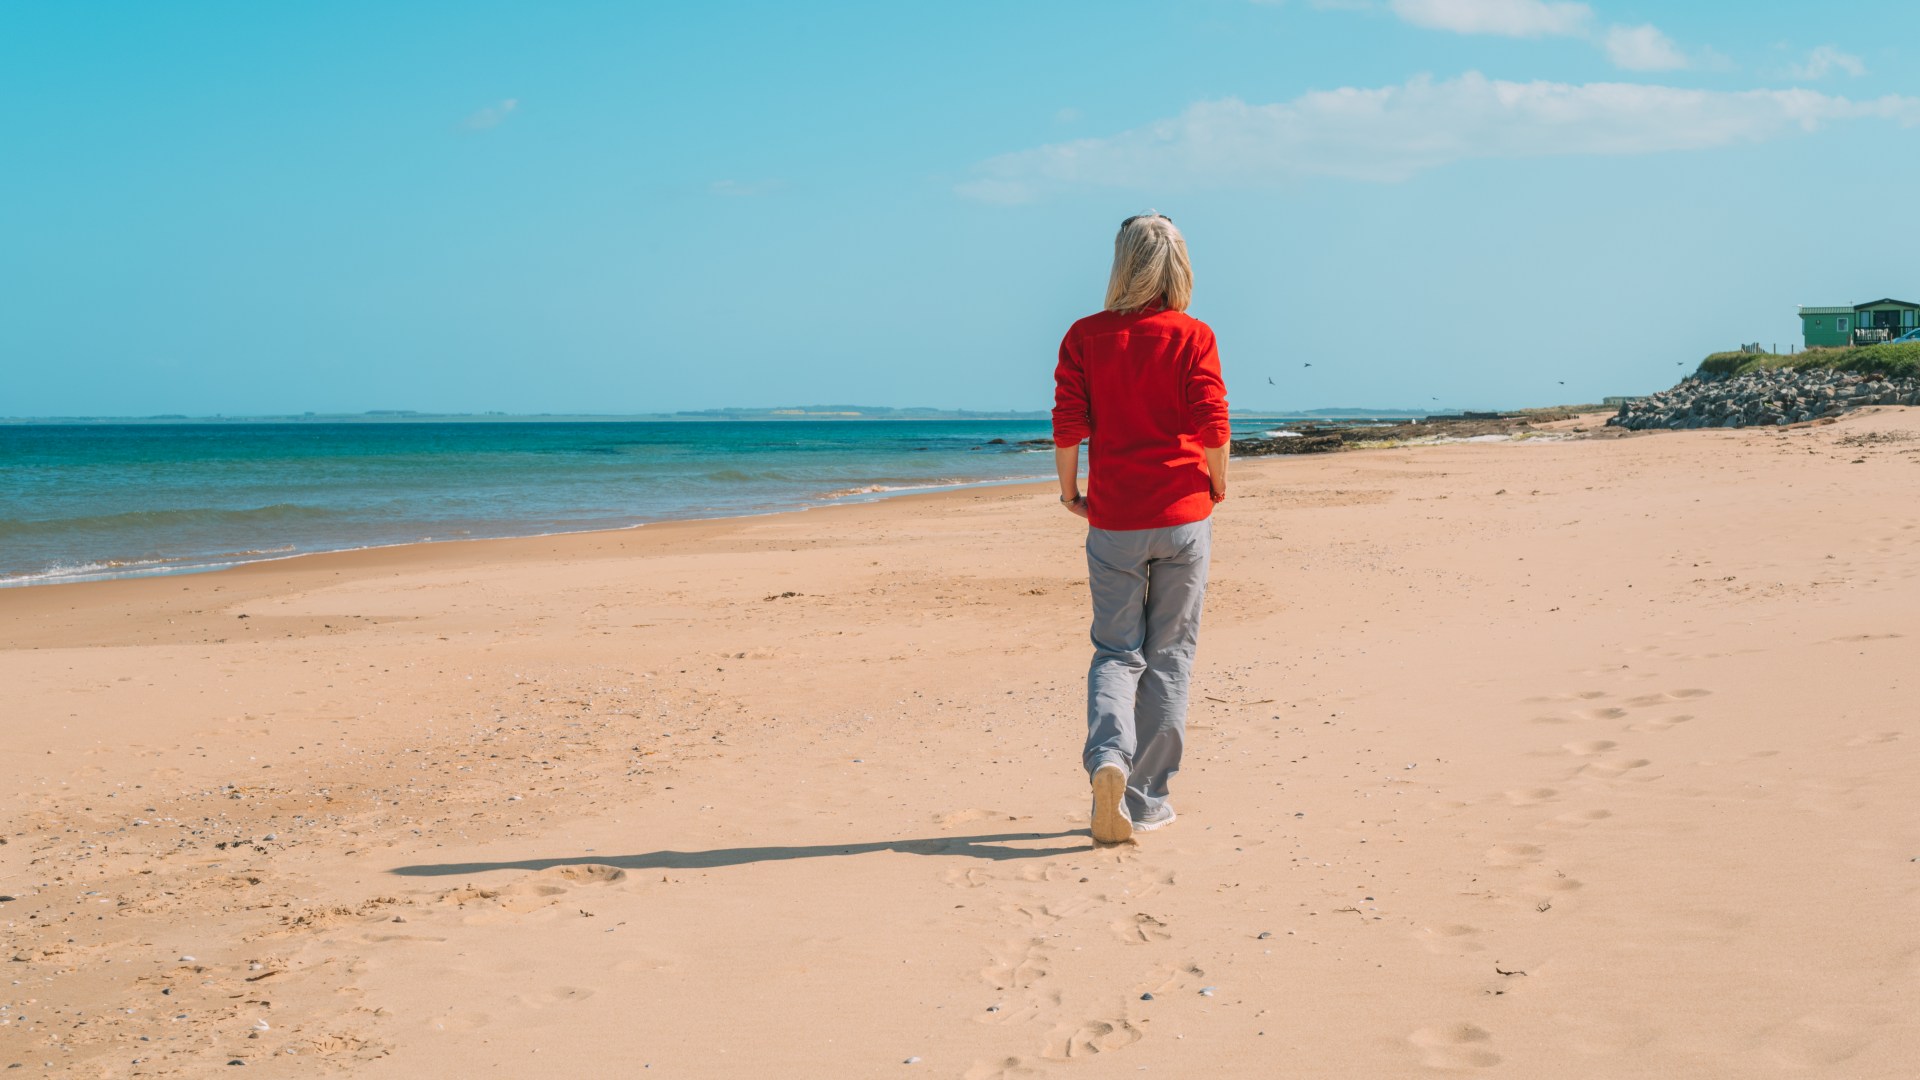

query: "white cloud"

left=1789, top=45, right=1866, bottom=80
left=1325, top=1, right=1701, bottom=74
left=1388, top=0, right=1590, bottom=37
left=957, top=73, right=1920, bottom=202
left=1603, top=24, right=1688, bottom=71
left=462, top=98, right=519, bottom=131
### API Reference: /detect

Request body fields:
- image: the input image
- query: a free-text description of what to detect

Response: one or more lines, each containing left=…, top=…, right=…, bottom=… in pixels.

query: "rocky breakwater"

left=1609, top=367, right=1920, bottom=431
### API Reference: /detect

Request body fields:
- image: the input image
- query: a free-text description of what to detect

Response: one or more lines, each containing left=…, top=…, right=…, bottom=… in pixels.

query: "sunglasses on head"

left=1122, top=213, right=1172, bottom=227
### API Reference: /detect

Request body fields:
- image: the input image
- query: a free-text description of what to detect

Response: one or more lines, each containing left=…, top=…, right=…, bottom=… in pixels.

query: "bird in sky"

left=1558, top=381, right=1565, bottom=385
left=1303, top=362, right=1313, bottom=368
left=1267, top=376, right=1275, bottom=385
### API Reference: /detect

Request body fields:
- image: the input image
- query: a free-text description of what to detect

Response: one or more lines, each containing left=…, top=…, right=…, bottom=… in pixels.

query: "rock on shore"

left=1610, top=367, right=1920, bottom=431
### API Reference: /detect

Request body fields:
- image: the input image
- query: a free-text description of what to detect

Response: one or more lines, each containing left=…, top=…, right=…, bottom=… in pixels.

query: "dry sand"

left=2, top=409, right=1917, bottom=1078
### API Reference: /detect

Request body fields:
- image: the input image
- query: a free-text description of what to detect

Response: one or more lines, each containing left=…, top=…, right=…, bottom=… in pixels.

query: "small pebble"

left=986, top=1005, right=999, bottom=1013
left=1140, top=992, right=1154, bottom=1001
left=1199, top=986, right=1216, bottom=996
left=179, top=956, right=195, bottom=962
left=1256, top=931, right=1271, bottom=940
left=903, top=1056, right=921, bottom=1064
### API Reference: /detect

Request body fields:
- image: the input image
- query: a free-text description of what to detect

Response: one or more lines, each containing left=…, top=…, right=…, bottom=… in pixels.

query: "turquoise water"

left=0, top=417, right=1312, bottom=587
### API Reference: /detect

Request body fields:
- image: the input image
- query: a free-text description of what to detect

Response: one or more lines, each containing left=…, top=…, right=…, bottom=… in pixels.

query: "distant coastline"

left=2, top=405, right=1467, bottom=425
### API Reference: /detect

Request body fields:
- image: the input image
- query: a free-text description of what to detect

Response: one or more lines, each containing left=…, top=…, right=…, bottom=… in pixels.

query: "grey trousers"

left=1082, top=517, right=1212, bottom=821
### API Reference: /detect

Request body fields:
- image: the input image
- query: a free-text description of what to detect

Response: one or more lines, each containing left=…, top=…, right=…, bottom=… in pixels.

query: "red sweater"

left=1053, top=306, right=1231, bottom=531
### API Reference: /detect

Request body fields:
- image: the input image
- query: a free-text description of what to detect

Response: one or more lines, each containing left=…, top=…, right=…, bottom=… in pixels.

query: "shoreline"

left=0, top=472, right=1056, bottom=593
left=0, top=411, right=1607, bottom=593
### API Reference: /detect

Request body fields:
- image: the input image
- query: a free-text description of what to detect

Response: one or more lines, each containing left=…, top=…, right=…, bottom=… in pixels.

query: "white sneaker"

left=1090, top=763, right=1132, bottom=844
left=1132, top=805, right=1177, bottom=833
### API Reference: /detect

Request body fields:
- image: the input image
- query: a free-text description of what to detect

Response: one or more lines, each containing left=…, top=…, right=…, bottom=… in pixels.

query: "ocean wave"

left=817, top=480, right=965, bottom=500
left=0, top=503, right=336, bottom=540
left=0, top=554, right=224, bottom=588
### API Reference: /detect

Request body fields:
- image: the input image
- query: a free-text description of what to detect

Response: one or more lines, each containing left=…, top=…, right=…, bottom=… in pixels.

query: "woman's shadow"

left=389, top=829, right=1091, bottom=878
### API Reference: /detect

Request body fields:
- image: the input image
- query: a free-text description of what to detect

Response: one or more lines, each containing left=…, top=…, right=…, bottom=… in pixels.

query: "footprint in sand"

left=937, top=807, right=1011, bottom=828
left=1519, top=867, right=1583, bottom=894
left=1414, top=924, right=1487, bottom=955
left=1623, top=688, right=1709, bottom=708
left=1841, top=730, right=1902, bottom=747
left=430, top=1012, right=491, bottom=1032
left=1562, top=740, right=1617, bottom=756
left=545, top=865, right=626, bottom=884
left=1503, top=788, right=1559, bottom=806
left=1409, top=1023, right=1501, bottom=1069
left=440, top=865, right=629, bottom=920
left=1097, top=868, right=1177, bottom=902
left=1581, top=706, right=1630, bottom=721
left=1626, top=714, right=1692, bottom=733
left=1007, top=899, right=1092, bottom=929
left=1013, top=863, right=1077, bottom=884
left=973, top=989, right=1061, bottom=1027
left=1483, top=842, right=1545, bottom=867
left=945, top=866, right=994, bottom=889
left=510, top=986, right=596, bottom=1009
left=1582, top=757, right=1654, bottom=779
left=1537, top=809, right=1613, bottom=831
left=981, top=938, right=1052, bottom=990
left=963, top=1057, right=1043, bottom=1080
left=1043, top=1018, right=1144, bottom=1060
left=1112, top=912, right=1173, bottom=944
left=1138, top=961, right=1206, bottom=995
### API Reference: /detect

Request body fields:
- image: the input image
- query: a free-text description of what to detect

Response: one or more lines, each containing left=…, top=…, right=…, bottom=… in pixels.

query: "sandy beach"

left=3, top=409, right=1917, bottom=1078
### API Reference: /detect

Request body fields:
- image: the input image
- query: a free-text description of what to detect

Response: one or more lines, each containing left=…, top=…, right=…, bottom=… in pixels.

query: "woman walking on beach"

left=1053, top=213, right=1230, bottom=845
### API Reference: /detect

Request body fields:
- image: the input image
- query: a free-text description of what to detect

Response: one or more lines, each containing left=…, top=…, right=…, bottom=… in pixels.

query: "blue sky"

left=4, top=0, right=1918, bottom=416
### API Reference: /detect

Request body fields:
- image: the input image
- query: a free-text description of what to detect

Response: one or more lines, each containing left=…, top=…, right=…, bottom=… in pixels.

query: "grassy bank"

left=1699, top=343, right=1920, bottom=378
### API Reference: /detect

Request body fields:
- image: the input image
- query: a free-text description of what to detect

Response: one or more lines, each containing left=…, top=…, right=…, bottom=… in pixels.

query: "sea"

left=0, top=417, right=1325, bottom=588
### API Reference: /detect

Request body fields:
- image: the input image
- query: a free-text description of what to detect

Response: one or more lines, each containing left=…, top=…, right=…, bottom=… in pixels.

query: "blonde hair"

left=1104, top=213, right=1192, bottom=313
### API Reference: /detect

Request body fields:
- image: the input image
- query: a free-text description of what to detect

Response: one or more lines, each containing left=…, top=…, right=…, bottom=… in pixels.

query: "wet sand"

left=3, top=408, right=1916, bottom=1077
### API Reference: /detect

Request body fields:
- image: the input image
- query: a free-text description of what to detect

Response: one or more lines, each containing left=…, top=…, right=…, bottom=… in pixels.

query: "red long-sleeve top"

left=1052, top=305, right=1230, bottom=532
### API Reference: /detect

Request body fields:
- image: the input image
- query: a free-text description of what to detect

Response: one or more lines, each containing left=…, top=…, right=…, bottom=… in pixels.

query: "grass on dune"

left=1699, top=343, right=1920, bottom=379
